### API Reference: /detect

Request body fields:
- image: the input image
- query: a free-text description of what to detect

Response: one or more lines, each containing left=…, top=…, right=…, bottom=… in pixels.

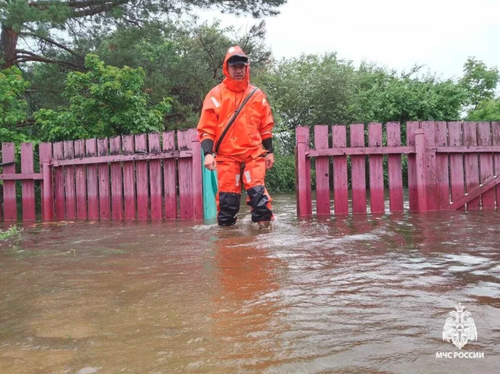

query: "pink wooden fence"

left=296, top=122, right=500, bottom=216
left=0, top=129, right=203, bottom=223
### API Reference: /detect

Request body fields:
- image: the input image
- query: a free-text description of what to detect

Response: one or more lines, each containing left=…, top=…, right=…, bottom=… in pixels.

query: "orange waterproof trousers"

left=216, top=155, right=272, bottom=226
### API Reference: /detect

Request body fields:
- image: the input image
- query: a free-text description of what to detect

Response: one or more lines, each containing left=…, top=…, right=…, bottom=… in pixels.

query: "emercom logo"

left=435, top=303, right=484, bottom=359
left=442, top=303, right=477, bottom=349
left=435, top=351, right=484, bottom=359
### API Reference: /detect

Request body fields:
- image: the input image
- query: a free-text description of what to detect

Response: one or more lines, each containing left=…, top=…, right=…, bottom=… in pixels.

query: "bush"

left=266, top=153, right=296, bottom=193
left=0, top=67, right=30, bottom=143
left=34, top=54, right=171, bottom=141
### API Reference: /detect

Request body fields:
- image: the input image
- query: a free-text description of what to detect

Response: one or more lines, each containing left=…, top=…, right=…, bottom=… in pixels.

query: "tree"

left=258, top=55, right=467, bottom=150
left=351, top=63, right=466, bottom=124
left=467, top=99, right=500, bottom=121
left=259, top=53, right=356, bottom=129
left=26, top=18, right=272, bottom=129
left=34, top=54, right=171, bottom=141
left=0, top=65, right=31, bottom=142
left=460, top=57, right=499, bottom=111
left=0, top=0, right=286, bottom=69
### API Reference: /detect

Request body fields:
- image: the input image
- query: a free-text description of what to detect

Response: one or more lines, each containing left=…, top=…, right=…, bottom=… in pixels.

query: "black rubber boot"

left=218, top=192, right=241, bottom=226
left=246, top=185, right=273, bottom=223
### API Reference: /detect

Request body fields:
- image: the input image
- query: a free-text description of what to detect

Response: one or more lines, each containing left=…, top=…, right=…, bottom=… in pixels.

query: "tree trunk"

left=1, top=24, right=18, bottom=69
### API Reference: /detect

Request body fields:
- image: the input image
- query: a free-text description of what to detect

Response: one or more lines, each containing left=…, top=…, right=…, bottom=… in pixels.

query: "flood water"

left=1, top=194, right=499, bottom=374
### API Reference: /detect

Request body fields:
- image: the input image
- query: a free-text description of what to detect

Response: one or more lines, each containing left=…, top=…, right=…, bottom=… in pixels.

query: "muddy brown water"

left=0, top=194, right=499, bottom=374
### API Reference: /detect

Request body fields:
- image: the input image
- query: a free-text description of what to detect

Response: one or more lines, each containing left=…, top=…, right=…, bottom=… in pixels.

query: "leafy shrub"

left=35, top=54, right=171, bottom=141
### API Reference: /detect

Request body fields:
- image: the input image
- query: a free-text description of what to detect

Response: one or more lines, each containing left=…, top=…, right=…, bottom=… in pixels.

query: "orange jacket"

left=197, top=46, right=274, bottom=161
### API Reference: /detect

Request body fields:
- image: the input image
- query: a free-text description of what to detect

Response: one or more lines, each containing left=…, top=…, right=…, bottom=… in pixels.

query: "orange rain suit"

left=197, top=46, right=274, bottom=226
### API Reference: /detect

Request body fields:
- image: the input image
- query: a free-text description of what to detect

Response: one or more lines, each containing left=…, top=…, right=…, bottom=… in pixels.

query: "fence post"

left=21, top=143, right=36, bottom=221
left=314, top=125, right=331, bottom=216
left=415, top=129, right=428, bottom=212
left=39, top=142, right=53, bottom=221
left=191, top=129, right=203, bottom=220
left=2, top=143, right=17, bottom=222
left=296, top=126, right=312, bottom=217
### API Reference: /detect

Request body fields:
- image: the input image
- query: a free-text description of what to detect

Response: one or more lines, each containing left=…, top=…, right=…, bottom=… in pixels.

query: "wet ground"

left=0, top=194, right=499, bottom=374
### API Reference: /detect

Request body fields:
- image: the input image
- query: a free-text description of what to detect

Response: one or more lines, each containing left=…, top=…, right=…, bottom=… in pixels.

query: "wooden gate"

left=296, top=122, right=500, bottom=216
left=0, top=129, right=203, bottom=222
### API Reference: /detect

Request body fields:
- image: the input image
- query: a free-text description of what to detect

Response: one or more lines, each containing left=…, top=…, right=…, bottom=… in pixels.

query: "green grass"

left=0, top=226, right=23, bottom=240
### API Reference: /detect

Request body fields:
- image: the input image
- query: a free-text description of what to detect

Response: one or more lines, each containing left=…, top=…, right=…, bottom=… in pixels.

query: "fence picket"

left=74, top=140, right=87, bottom=220
left=332, top=125, right=348, bottom=215
left=98, top=139, right=110, bottom=220
left=163, top=132, right=177, bottom=219
left=39, top=143, right=53, bottom=221
left=295, top=127, right=312, bottom=216
left=177, top=130, right=193, bottom=220
left=2, top=143, right=17, bottom=221
left=464, top=122, right=480, bottom=210
left=135, top=134, right=149, bottom=220
left=406, top=122, right=419, bottom=211
left=110, top=136, right=123, bottom=221
left=448, top=122, right=465, bottom=211
left=64, top=141, right=76, bottom=219
left=122, top=135, right=136, bottom=220
left=350, top=124, right=366, bottom=214
left=148, top=133, right=162, bottom=220
left=477, top=122, right=495, bottom=209
left=422, top=122, right=437, bottom=211
left=434, top=122, right=449, bottom=209
left=85, top=139, right=99, bottom=220
left=191, top=129, right=203, bottom=220
left=53, top=142, right=65, bottom=220
left=368, top=123, right=384, bottom=213
left=415, top=129, right=428, bottom=212
left=314, top=125, right=330, bottom=215
left=21, top=143, right=36, bottom=221
left=493, top=122, right=500, bottom=208
left=386, top=122, right=403, bottom=212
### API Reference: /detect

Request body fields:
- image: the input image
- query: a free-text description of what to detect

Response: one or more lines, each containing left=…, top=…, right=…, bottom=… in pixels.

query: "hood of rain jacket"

left=222, top=46, right=250, bottom=93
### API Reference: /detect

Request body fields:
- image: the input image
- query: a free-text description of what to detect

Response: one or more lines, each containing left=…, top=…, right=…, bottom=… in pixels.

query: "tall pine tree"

left=0, top=0, right=286, bottom=69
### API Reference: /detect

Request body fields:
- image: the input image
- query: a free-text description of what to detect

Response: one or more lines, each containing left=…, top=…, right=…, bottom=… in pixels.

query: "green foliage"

left=0, top=225, right=23, bottom=241
left=266, top=153, right=296, bottom=193
left=0, top=0, right=71, bottom=30
left=93, top=19, right=272, bottom=129
left=94, top=21, right=227, bottom=130
left=24, top=18, right=272, bottom=130
left=264, top=136, right=299, bottom=193
left=1, top=0, right=285, bottom=69
left=0, top=67, right=31, bottom=142
left=23, top=62, right=69, bottom=114
left=261, top=56, right=466, bottom=134
left=467, top=99, right=500, bottom=121
left=351, top=63, right=466, bottom=124
left=260, top=53, right=356, bottom=131
left=0, top=67, right=29, bottom=125
left=34, top=55, right=172, bottom=141
left=460, top=57, right=499, bottom=109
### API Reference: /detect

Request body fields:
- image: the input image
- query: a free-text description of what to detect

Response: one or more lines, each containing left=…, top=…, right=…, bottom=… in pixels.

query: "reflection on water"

left=0, top=194, right=499, bottom=374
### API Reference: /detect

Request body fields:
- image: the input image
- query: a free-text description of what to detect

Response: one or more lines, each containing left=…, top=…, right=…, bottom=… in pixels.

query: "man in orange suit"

left=197, top=46, right=275, bottom=227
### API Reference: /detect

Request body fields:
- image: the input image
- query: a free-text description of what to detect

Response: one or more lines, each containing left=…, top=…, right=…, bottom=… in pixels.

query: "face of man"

left=228, top=64, right=247, bottom=80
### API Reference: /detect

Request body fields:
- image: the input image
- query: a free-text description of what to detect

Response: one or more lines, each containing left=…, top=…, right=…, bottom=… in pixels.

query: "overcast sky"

left=199, top=0, right=500, bottom=80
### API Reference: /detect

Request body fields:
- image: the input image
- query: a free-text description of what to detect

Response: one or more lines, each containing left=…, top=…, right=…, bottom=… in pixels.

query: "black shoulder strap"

left=214, top=87, right=259, bottom=154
